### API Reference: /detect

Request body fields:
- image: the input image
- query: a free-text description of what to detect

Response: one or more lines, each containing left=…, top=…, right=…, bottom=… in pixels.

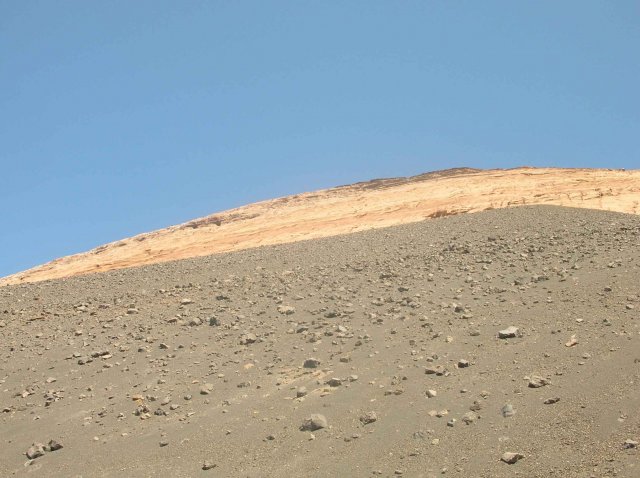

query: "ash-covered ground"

left=1, top=206, right=639, bottom=477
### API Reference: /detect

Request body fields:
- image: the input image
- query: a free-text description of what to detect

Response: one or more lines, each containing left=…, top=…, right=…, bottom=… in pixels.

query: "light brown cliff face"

left=2, top=167, right=639, bottom=286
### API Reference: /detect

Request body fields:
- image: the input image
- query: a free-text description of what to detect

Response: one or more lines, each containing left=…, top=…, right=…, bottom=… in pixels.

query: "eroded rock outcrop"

left=1, top=167, right=638, bottom=286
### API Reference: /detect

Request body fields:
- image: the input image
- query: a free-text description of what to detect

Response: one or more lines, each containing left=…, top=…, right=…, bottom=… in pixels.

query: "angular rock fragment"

left=26, top=444, right=45, bottom=460
left=498, top=326, right=520, bottom=339
left=360, top=411, right=378, bottom=425
left=301, top=414, right=328, bottom=431
left=501, top=452, right=524, bottom=464
left=501, top=404, right=515, bottom=418
left=303, top=358, right=321, bottom=369
left=528, top=376, right=550, bottom=388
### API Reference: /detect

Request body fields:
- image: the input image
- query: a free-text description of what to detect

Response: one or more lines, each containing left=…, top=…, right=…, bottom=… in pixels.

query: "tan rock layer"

left=2, top=167, right=639, bottom=286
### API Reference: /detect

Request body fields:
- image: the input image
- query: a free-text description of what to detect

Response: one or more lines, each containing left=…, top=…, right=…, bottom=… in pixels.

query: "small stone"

left=240, top=333, right=257, bottom=345
left=303, top=358, right=321, bottom=369
left=425, top=365, right=446, bottom=376
left=26, top=444, right=45, bottom=459
left=501, top=404, right=515, bottom=418
left=426, top=389, right=437, bottom=398
left=159, top=440, right=169, bottom=447
left=528, top=376, right=550, bottom=388
left=46, top=440, right=63, bottom=452
left=277, top=305, right=296, bottom=315
left=296, top=387, right=308, bottom=398
left=498, top=327, right=519, bottom=339
left=457, top=359, right=470, bottom=368
left=326, top=378, right=342, bottom=387
left=200, top=384, right=214, bottom=395
left=360, top=411, right=378, bottom=425
left=544, top=397, right=560, bottom=404
left=202, top=461, right=216, bottom=470
left=565, top=335, right=578, bottom=347
left=461, top=412, right=477, bottom=424
left=501, top=452, right=524, bottom=464
left=623, top=439, right=638, bottom=449
left=301, top=414, right=328, bottom=431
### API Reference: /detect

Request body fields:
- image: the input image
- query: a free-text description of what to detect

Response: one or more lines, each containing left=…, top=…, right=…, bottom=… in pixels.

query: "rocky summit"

left=1, top=205, right=639, bottom=477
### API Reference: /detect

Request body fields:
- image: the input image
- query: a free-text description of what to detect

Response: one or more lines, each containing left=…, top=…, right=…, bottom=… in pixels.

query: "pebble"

left=360, top=411, right=378, bottom=425
left=303, top=358, right=321, bottom=368
left=200, top=384, right=214, bottom=395
left=300, top=414, right=328, bottom=431
left=501, top=404, right=515, bottom=418
left=461, top=412, right=476, bottom=424
left=25, top=444, right=45, bottom=460
left=202, top=461, right=216, bottom=470
left=501, top=452, right=524, bottom=464
left=528, top=376, right=550, bottom=388
left=498, top=326, right=520, bottom=339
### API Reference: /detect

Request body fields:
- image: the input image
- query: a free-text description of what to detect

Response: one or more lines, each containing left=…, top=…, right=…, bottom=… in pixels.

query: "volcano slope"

left=1, top=205, right=639, bottom=478
left=3, top=167, right=639, bottom=286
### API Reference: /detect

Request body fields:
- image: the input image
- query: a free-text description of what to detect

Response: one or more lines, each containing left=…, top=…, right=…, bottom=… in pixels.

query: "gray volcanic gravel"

left=1, top=205, right=639, bottom=477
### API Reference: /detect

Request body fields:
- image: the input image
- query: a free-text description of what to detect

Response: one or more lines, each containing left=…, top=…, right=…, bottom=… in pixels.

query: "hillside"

left=1, top=206, right=638, bottom=477
left=2, top=167, right=639, bottom=286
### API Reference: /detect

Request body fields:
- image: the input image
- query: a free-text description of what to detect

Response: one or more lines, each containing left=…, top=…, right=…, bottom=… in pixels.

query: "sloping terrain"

left=1, top=206, right=638, bottom=477
left=2, top=167, right=639, bottom=286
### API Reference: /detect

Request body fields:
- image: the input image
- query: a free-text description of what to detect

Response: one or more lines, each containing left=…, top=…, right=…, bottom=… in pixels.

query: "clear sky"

left=1, top=1, right=639, bottom=278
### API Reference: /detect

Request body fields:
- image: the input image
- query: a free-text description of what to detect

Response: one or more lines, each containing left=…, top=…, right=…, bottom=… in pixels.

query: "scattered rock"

left=498, top=327, right=520, bottom=339
left=200, top=383, right=214, bottom=395
left=277, top=305, right=296, bottom=315
left=26, top=444, right=45, bottom=460
left=301, top=414, right=328, bottom=431
left=303, top=358, right=321, bottom=369
left=501, top=404, right=515, bottom=418
left=461, top=411, right=477, bottom=424
left=501, top=452, right=524, bottom=464
left=565, top=335, right=578, bottom=347
left=528, top=376, right=550, bottom=388
left=360, top=411, right=378, bottom=425
left=239, top=333, right=257, bottom=345
left=46, top=440, right=63, bottom=452
left=202, top=461, right=216, bottom=470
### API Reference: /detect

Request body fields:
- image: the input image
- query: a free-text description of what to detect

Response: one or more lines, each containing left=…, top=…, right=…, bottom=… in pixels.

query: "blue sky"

left=1, top=1, right=639, bottom=278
